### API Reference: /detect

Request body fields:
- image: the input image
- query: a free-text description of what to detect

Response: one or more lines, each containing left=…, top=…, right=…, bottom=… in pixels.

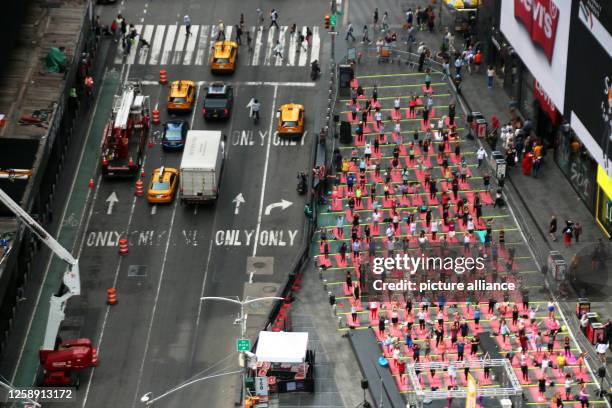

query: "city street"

left=5, top=1, right=329, bottom=407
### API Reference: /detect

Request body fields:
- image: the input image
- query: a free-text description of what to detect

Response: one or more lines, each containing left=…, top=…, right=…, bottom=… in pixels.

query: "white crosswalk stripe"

left=194, top=25, right=209, bottom=65
left=225, top=25, right=234, bottom=43
left=287, top=29, right=297, bottom=66
left=298, top=27, right=309, bottom=67
left=138, top=25, right=154, bottom=65
left=310, top=26, right=321, bottom=64
left=149, top=25, right=166, bottom=65
left=114, top=24, right=320, bottom=68
left=275, top=26, right=287, bottom=66
left=245, top=26, right=256, bottom=66
left=252, top=27, right=264, bottom=66
left=263, top=26, right=276, bottom=66
left=171, top=26, right=188, bottom=65
left=183, top=25, right=199, bottom=65
left=160, top=25, right=177, bottom=65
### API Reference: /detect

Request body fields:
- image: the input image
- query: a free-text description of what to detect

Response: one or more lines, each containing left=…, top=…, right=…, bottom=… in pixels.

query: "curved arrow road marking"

left=264, top=199, right=292, bottom=215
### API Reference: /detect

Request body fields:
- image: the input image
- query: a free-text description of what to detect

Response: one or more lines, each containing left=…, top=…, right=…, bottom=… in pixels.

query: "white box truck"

left=179, top=130, right=225, bottom=203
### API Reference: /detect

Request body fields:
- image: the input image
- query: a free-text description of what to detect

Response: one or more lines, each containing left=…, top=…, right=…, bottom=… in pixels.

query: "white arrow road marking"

left=106, top=191, right=119, bottom=215
left=233, top=193, right=246, bottom=214
left=264, top=199, right=292, bottom=215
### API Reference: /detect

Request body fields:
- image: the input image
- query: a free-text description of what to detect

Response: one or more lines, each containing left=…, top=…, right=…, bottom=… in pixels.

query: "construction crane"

left=0, top=188, right=97, bottom=387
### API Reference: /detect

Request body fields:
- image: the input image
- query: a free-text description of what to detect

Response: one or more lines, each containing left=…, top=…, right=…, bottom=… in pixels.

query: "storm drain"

left=127, top=265, right=147, bottom=277
left=246, top=257, right=274, bottom=277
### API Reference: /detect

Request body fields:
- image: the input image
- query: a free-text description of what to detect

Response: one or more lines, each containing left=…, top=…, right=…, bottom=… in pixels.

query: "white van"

left=179, top=130, right=225, bottom=203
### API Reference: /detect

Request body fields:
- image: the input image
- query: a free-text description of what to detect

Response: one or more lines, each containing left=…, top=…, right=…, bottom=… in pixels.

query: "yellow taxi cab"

left=277, top=103, right=305, bottom=136
left=210, top=41, right=238, bottom=74
left=167, top=80, right=196, bottom=112
left=147, top=166, right=179, bottom=204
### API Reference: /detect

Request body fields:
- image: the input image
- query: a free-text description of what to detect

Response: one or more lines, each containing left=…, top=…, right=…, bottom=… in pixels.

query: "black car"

left=202, top=82, right=234, bottom=120
left=161, top=120, right=189, bottom=151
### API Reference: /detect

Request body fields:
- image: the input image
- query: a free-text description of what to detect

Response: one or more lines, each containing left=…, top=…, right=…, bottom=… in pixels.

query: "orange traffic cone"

left=140, top=169, right=145, bottom=177
left=152, top=108, right=160, bottom=125
left=107, top=288, right=117, bottom=305
left=118, top=238, right=129, bottom=255
left=89, top=178, right=95, bottom=189
left=135, top=179, right=144, bottom=197
left=159, top=69, right=168, bottom=85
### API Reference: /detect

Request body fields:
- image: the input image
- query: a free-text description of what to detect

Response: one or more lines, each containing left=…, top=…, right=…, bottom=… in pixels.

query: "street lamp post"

left=200, top=296, right=284, bottom=405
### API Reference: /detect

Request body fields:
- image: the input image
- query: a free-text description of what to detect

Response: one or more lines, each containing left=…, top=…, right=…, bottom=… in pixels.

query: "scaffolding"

left=404, top=358, right=523, bottom=407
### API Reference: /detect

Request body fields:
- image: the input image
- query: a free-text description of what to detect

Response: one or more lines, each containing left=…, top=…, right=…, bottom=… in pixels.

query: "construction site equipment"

left=0, top=188, right=97, bottom=387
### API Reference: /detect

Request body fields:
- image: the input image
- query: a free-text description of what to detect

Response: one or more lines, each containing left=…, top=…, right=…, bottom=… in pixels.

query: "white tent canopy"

left=255, top=331, right=309, bottom=363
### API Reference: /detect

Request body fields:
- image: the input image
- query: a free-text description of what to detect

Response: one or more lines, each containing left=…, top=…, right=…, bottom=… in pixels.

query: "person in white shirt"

left=410, top=220, right=417, bottom=235
left=466, top=218, right=474, bottom=233
left=364, top=143, right=372, bottom=161
left=374, top=110, right=383, bottom=127
left=394, top=121, right=401, bottom=135
left=386, top=225, right=394, bottom=240
left=272, top=40, right=284, bottom=60
left=595, top=340, right=609, bottom=363
left=476, top=147, right=487, bottom=167
left=431, top=220, right=439, bottom=240
left=394, top=97, right=401, bottom=114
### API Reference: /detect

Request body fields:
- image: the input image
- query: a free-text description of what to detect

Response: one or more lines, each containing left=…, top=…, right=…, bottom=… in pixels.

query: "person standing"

left=235, top=24, right=243, bottom=45
left=473, top=50, right=482, bottom=73
left=246, top=31, right=253, bottom=51
left=573, top=221, right=582, bottom=242
left=476, top=146, right=487, bottom=167
left=549, top=215, right=558, bottom=241
left=256, top=8, right=265, bottom=28
left=184, top=15, right=192, bottom=36
left=269, top=9, right=279, bottom=29
left=454, top=56, right=463, bottom=76
left=487, top=65, right=495, bottom=89
left=562, top=222, right=573, bottom=247
left=373, top=8, right=379, bottom=30
left=345, top=21, right=356, bottom=41
left=361, top=25, right=371, bottom=44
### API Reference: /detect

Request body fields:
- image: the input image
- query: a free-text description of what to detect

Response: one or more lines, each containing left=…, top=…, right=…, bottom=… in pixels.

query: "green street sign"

left=330, top=15, right=337, bottom=27
left=236, top=338, right=251, bottom=352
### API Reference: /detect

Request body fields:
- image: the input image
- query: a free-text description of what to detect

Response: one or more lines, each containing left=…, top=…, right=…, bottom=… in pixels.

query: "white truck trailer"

left=179, top=130, right=225, bottom=203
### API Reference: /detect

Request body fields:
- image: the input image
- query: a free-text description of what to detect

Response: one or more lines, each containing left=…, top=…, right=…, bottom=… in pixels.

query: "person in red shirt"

left=473, top=50, right=482, bottom=72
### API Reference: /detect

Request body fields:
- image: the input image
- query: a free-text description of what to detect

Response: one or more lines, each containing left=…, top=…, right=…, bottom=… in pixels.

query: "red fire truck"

left=101, top=82, right=150, bottom=177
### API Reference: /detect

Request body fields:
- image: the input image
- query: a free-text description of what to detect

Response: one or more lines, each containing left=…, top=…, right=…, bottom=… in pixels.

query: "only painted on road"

left=215, top=229, right=298, bottom=247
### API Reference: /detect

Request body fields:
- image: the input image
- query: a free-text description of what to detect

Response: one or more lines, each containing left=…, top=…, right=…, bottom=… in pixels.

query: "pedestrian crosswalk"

left=114, top=24, right=321, bottom=67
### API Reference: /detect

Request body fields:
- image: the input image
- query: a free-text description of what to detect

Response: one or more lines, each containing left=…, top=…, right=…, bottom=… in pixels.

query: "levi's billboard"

left=501, top=0, right=571, bottom=112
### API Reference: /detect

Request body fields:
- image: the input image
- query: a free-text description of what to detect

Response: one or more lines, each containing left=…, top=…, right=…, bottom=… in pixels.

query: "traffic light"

left=330, top=14, right=337, bottom=28
left=324, top=15, right=330, bottom=30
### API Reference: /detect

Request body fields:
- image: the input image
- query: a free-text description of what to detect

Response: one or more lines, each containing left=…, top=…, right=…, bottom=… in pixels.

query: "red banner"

left=534, top=79, right=559, bottom=124
left=514, top=0, right=560, bottom=62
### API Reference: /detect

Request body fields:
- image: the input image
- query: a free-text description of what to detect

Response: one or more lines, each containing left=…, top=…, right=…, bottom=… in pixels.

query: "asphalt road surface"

left=5, top=1, right=330, bottom=407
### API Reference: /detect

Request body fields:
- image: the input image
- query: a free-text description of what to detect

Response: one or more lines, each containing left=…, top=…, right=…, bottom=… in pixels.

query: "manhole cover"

left=128, top=265, right=147, bottom=277
left=263, top=285, right=277, bottom=293
left=144, top=74, right=154, bottom=81
left=246, top=257, right=274, bottom=276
